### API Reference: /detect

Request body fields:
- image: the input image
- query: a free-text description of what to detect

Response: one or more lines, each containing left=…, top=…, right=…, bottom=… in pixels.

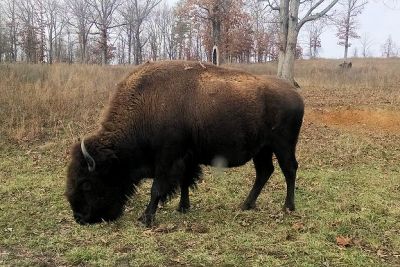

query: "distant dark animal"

left=339, top=61, right=352, bottom=69
left=66, top=61, right=304, bottom=227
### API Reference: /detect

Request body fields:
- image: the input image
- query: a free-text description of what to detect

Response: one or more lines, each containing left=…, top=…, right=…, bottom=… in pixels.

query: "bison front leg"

left=139, top=158, right=184, bottom=227
left=138, top=182, right=161, bottom=227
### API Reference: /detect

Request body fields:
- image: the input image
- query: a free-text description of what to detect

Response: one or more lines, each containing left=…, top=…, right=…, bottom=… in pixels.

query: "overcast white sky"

left=317, top=1, right=400, bottom=58
left=165, top=0, right=400, bottom=59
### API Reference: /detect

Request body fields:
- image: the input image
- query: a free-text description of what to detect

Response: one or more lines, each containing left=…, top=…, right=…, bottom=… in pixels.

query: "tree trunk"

left=271, top=0, right=339, bottom=86
left=279, top=30, right=298, bottom=82
left=82, top=42, right=87, bottom=64
left=78, top=28, right=87, bottom=63
left=211, top=2, right=222, bottom=64
left=277, top=0, right=289, bottom=78
left=134, top=26, right=142, bottom=65
left=343, top=2, right=351, bottom=60
left=101, top=28, right=107, bottom=65
left=277, top=0, right=299, bottom=84
left=48, top=26, right=53, bottom=64
left=127, top=25, right=132, bottom=64
left=9, top=0, right=18, bottom=62
left=344, top=37, right=349, bottom=59
left=211, top=18, right=222, bottom=63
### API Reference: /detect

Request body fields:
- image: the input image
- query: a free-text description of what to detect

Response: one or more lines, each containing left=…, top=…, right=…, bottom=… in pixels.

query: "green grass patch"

left=1, top=138, right=399, bottom=266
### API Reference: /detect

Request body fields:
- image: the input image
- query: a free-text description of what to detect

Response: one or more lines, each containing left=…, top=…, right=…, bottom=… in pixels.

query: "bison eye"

left=81, top=181, right=92, bottom=192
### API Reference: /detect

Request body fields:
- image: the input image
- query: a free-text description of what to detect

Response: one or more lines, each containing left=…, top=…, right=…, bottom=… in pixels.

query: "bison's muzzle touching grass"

left=65, top=60, right=304, bottom=227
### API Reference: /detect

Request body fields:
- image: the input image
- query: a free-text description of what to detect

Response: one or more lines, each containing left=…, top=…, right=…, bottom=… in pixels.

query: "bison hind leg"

left=273, top=143, right=298, bottom=212
left=241, top=147, right=274, bottom=210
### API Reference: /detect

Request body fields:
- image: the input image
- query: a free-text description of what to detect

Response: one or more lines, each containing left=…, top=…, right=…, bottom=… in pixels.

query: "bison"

left=339, top=61, right=352, bottom=69
left=66, top=60, right=304, bottom=227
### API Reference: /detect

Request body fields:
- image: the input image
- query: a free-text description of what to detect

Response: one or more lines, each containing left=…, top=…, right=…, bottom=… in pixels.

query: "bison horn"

left=81, top=138, right=96, bottom=172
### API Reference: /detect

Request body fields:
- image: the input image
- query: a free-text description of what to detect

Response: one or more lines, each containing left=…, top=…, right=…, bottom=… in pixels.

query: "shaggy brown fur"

left=66, top=60, right=304, bottom=226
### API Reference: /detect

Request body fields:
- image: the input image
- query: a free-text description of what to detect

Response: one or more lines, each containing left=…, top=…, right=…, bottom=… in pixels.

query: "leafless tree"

left=120, top=0, right=161, bottom=65
left=116, top=33, right=126, bottom=63
left=381, top=0, right=398, bottom=8
left=359, top=32, right=373, bottom=57
left=35, top=0, right=47, bottom=63
left=352, top=46, right=358, bottom=57
left=44, top=0, right=57, bottom=63
left=335, top=0, right=368, bottom=60
left=148, top=15, right=161, bottom=61
left=119, top=2, right=135, bottom=64
left=263, top=0, right=340, bottom=85
left=173, top=10, right=189, bottom=60
left=66, top=0, right=94, bottom=63
left=245, top=2, right=280, bottom=63
left=304, top=19, right=325, bottom=59
left=247, top=0, right=274, bottom=63
left=17, top=0, right=40, bottom=63
left=3, top=0, right=19, bottom=62
left=87, top=0, right=122, bottom=65
left=43, top=0, right=66, bottom=63
left=66, top=26, right=75, bottom=63
left=0, top=4, right=7, bottom=62
left=381, top=35, right=398, bottom=58
left=153, top=4, right=176, bottom=60
left=179, top=0, right=245, bottom=64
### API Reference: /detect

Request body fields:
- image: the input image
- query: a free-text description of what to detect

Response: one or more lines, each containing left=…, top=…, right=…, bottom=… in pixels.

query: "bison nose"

left=73, top=212, right=88, bottom=225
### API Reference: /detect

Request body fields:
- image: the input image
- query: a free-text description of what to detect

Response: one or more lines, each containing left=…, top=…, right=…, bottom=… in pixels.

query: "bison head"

left=66, top=138, right=132, bottom=225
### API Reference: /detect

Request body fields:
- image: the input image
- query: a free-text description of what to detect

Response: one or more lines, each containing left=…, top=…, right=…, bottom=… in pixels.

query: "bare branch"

left=302, top=0, right=325, bottom=19
left=297, top=0, right=340, bottom=31
left=259, top=0, right=280, bottom=11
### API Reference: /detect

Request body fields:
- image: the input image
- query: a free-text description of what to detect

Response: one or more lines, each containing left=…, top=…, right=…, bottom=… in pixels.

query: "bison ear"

left=95, top=148, right=121, bottom=182
left=97, top=148, right=119, bottom=169
left=99, top=148, right=118, bottom=162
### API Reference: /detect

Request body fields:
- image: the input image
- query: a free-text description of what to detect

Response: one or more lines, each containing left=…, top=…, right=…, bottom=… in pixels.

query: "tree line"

left=0, top=0, right=346, bottom=67
left=0, top=0, right=287, bottom=65
left=0, top=0, right=398, bottom=83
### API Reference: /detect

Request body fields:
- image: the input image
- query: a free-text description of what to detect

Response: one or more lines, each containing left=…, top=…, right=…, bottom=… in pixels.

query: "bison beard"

left=65, top=60, right=304, bottom=227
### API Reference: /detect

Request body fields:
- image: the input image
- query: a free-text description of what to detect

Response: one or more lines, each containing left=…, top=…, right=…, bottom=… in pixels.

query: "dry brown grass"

left=1, top=59, right=399, bottom=144
left=0, top=64, right=130, bottom=143
left=298, top=59, right=400, bottom=111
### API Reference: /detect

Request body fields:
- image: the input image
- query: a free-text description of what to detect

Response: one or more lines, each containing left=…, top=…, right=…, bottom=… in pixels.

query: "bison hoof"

left=241, top=202, right=256, bottom=211
left=176, top=205, right=190, bottom=213
left=283, top=204, right=295, bottom=213
left=138, top=213, right=155, bottom=227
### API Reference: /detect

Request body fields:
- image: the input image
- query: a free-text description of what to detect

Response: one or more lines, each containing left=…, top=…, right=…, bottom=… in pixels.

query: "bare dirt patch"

left=307, top=108, right=400, bottom=135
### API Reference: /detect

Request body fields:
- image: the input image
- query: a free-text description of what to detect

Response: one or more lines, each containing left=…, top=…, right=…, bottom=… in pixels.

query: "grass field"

left=1, top=59, right=399, bottom=266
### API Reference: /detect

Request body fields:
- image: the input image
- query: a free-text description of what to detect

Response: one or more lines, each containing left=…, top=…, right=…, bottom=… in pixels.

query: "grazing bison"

left=66, top=60, right=304, bottom=227
left=339, top=61, right=352, bottom=69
